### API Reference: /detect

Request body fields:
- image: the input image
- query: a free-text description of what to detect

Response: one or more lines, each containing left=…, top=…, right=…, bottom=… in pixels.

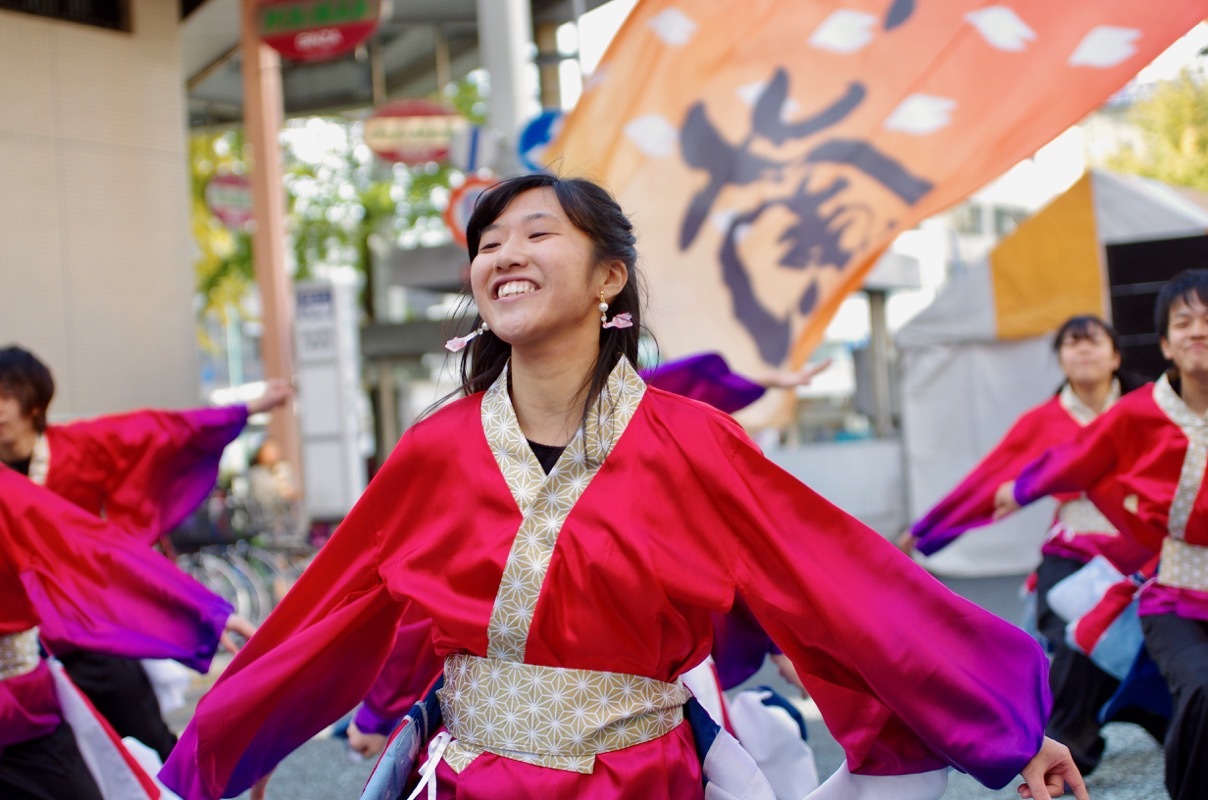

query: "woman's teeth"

left=498, top=282, right=536, bottom=298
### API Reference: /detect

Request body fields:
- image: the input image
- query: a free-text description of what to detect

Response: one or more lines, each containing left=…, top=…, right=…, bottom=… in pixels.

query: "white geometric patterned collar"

left=1154, top=373, right=1208, bottom=435
left=1059, top=379, right=1120, bottom=426
left=481, top=357, right=646, bottom=661
left=1153, top=373, right=1208, bottom=541
left=27, top=434, right=50, bottom=486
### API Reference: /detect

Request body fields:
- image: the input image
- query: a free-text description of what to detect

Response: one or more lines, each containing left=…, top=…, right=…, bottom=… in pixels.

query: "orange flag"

left=547, top=0, right=1208, bottom=374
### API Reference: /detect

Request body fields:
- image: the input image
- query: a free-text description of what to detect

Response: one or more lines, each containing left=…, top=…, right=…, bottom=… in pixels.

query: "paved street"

left=168, top=572, right=1166, bottom=799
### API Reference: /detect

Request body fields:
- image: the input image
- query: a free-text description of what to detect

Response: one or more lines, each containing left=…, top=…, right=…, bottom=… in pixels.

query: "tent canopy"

left=896, top=170, right=1208, bottom=576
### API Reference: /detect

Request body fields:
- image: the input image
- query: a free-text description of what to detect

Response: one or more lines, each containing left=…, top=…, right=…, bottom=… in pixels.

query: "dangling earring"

left=599, top=290, right=634, bottom=330
left=445, top=320, right=489, bottom=352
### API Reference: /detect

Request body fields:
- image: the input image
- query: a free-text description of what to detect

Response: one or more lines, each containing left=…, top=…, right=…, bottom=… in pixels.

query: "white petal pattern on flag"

left=623, top=114, right=680, bottom=157
left=884, top=94, right=958, bottom=135
left=965, top=7, right=1036, bottom=52
left=808, top=10, right=878, bottom=54
left=1069, top=26, right=1141, bottom=68
left=646, top=8, right=698, bottom=47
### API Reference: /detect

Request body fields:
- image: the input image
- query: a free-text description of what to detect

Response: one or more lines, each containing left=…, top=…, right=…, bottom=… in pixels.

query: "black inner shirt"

left=527, top=440, right=566, bottom=475
left=2, top=456, right=31, bottom=476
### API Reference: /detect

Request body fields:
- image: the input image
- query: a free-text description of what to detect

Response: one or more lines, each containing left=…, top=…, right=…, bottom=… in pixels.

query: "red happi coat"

left=0, top=469, right=231, bottom=750
left=31, top=405, right=248, bottom=545
left=912, top=383, right=1152, bottom=573
left=1017, top=375, right=1208, bottom=621
left=162, top=360, right=1049, bottom=800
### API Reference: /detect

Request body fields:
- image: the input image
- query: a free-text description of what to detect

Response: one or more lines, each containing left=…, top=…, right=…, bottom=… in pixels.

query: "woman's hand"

left=756, top=357, right=834, bottom=390
left=1017, top=737, right=1090, bottom=800
left=247, top=378, right=293, bottom=415
left=250, top=772, right=272, bottom=800
left=896, top=529, right=919, bottom=554
left=994, top=481, right=1021, bottom=521
left=348, top=719, right=389, bottom=759
left=220, top=614, right=257, bottom=655
left=769, top=653, right=808, bottom=698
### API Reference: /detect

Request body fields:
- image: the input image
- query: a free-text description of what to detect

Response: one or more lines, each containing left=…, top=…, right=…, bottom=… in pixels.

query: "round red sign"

left=364, top=99, right=466, bottom=165
left=205, top=173, right=254, bottom=229
left=257, top=0, right=381, bottom=63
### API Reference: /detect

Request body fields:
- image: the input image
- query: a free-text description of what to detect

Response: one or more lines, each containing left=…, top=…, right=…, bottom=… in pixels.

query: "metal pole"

left=240, top=0, right=302, bottom=481
left=867, top=289, right=894, bottom=438
left=434, top=25, right=451, bottom=92
left=535, top=22, right=561, bottom=109
left=474, top=0, right=535, bottom=172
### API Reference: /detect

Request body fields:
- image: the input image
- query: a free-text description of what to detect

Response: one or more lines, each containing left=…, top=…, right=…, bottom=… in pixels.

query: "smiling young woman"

left=162, top=174, right=1086, bottom=800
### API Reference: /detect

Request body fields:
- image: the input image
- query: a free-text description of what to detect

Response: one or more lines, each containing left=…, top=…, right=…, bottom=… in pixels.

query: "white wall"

left=767, top=438, right=907, bottom=538
left=0, top=1, right=199, bottom=418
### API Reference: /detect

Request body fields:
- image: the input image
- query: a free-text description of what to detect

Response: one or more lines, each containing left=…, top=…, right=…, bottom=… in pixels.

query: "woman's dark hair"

left=1155, top=269, right=1208, bottom=339
left=448, top=173, right=644, bottom=423
left=0, top=345, right=55, bottom=433
left=1052, top=315, right=1120, bottom=354
left=1051, top=315, right=1146, bottom=394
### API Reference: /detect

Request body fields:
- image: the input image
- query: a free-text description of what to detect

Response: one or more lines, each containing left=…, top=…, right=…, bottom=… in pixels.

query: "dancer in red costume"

left=1005, top=270, right=1208, bottom=800
left=163, top=174, right=1085, bottom=800
left=0, top=345, right=278, bottom=759
left=902, top=315, right=1161, bottom=773
left=0, top=470, right=248, bottom=799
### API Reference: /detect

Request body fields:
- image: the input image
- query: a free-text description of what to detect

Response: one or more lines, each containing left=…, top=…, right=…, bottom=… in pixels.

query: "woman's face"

left=469, top=187, right=621, bottom=353
left=1057, top=324, right=1119, bottom=388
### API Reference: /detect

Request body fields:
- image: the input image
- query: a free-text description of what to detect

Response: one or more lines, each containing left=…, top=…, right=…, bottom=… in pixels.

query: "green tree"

left=191, top=130, right=254, bottom=320
left=190, top=74, right=489, bottom=327
left=1106, top=68, right=1208, bottom=192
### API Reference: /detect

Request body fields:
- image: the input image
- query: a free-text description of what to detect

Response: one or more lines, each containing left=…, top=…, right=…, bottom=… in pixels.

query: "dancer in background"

left=1005, top=270, right=1208, bottom=800
left=0, top=470, right=247, bottom=799
left=163, top=174, right=1084, bottom=800
left=901, top=315, right=1159, bottom=774
left=0, top=344, right=283, bottom=759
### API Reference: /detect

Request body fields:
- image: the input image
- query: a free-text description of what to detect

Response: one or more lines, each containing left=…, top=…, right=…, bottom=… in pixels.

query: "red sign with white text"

left=257, top=0, right=380, bottom=63
left=364, top=99, right=466, bottom=165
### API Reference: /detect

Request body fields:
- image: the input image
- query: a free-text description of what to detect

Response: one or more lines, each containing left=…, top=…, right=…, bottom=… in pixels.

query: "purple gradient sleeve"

left=62, top=405, right=249, bottom=545
left=353, top=703, right=398, bottom=737
left=3, top=472, right=230, bottom=672
left=641, top=353, right=766, bottom=414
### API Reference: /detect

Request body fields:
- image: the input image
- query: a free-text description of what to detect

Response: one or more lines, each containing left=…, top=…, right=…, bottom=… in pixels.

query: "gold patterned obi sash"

left=1056, top=498, right=1115, bottom=535
left=1158, top=538, right=1208, bottom=592
left=0, top=628, right=40, bottom=681
left=437, top=654, right=691, bottom=774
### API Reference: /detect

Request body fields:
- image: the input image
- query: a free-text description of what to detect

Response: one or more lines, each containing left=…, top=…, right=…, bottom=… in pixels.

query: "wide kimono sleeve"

left=1014, top=408, right=1123, bottom=508
left=697, top=412, right=1050, bottom=790
left=910, top=401, right=1071, bottom=555
left=159, top=432, right=417, bottom=800
left=353, top=609, right=445, bottom=735
left=50, top=405, right=249, bottom=544
left=0, top=469, right=230, bottom=671
left=640, top=353, right=766, bottom=415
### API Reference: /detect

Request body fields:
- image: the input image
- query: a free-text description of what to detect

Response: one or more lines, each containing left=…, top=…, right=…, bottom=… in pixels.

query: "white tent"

left=897, top=170, right=1208, bottom=576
